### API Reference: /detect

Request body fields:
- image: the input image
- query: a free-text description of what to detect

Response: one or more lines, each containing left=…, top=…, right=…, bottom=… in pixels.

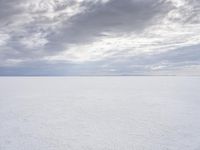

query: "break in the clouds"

left=0, top=0, right=200, bottom=75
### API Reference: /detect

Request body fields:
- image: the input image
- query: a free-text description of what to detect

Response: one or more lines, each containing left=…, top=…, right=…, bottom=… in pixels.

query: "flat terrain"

left=0, top=77, right=200, bottom=150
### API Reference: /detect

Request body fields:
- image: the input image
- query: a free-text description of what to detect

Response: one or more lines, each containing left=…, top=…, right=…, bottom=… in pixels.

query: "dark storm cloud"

left=0, top=0, right=173, bottom=60
left=46, top=0, right=172, bottom=51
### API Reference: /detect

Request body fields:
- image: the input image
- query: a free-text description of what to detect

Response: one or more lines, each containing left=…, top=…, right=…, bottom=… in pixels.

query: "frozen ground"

left=0, top=77, right=200, bottom=150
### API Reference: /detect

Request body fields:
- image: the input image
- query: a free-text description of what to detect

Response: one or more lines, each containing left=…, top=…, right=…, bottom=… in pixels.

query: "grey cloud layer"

left=0, top=0, right=200, bottom=75
left=48, top=0, right=171, bottom=45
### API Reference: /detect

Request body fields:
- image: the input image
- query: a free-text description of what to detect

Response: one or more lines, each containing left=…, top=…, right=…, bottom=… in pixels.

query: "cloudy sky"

left=0, top=0, right=200, bottom=75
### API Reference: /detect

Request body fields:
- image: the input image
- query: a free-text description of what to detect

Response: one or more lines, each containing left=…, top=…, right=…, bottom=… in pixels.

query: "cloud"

left=0, top=0, right=200, bottom=75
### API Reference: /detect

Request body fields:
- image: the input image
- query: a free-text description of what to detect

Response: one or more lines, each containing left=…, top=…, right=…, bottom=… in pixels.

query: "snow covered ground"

left=0, top=77, right=200, bottom=150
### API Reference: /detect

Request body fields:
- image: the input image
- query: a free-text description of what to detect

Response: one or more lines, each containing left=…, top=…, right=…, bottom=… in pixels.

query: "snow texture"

left=0, top=77, right=200, bottom=150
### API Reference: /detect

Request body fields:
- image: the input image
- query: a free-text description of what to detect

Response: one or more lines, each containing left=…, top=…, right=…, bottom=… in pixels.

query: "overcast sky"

left=0, top=0, right=200, bottom=75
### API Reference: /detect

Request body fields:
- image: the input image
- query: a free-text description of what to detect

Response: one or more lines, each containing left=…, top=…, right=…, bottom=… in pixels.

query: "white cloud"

left=0, top=33, right=10, bottom=47
left=20, top=32, right=48, bottom=49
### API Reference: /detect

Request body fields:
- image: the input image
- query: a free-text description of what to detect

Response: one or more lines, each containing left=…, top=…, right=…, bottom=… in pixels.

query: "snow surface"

left=0, top=77, right=200, bottom=150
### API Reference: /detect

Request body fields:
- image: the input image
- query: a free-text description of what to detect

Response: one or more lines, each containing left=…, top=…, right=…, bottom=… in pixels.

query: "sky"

left=0, top=0, right=200, bottom=75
